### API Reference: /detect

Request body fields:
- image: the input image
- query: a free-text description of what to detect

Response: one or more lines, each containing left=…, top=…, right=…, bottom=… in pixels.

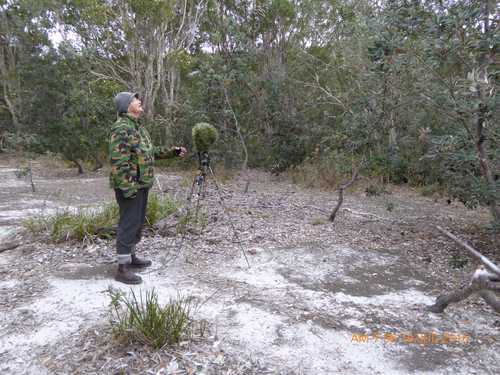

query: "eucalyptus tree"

left=0, top=0, right=54, bottom=133
left=59, top=0, right=206, bottom=122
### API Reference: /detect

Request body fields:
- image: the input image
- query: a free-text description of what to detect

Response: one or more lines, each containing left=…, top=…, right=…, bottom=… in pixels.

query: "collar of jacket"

left=119, top=113, right=140, bottom=129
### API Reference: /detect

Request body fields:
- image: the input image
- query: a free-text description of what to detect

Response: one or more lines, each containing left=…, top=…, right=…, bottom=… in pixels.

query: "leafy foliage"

left=2, top=0, right=498, bottom=223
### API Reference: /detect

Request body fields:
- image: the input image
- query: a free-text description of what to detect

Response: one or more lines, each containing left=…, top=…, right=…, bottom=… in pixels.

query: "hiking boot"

left=115, top=264, right=142, bottom=284
left=129, top=254, right=152, bottom=269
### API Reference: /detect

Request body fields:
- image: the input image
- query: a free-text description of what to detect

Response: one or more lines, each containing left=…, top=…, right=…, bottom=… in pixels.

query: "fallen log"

left=428, top=268, right=500, bottom=313
left=428, top=226, right=500, bottom=314
left=436, top=226, right=500, bottom=277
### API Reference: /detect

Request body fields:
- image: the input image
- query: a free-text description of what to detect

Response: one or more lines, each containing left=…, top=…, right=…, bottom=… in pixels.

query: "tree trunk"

left=2, top=85, right=20, bottom=132
left=474, top=0, right=500, bottom=223
left=475, top=84, right=500, bottom=223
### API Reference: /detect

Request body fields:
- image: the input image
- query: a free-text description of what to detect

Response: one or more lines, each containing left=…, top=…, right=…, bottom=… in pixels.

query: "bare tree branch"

left=329, top=168, right=361, bottom=223
left=435, top=226, right=500, bottom=277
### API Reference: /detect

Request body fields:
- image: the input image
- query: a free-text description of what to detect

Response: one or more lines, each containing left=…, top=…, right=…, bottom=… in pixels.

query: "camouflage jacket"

left=109, top=115, right=176, bottom=198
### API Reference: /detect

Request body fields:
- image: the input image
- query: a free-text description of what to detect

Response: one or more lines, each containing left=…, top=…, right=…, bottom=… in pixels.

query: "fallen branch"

left=341, top=208, right=389, bottom=221
left=435, top=225, right=500, bottom=277
left=428, top=268, right=500, bottom=314
left=329, top=170, right=360, bottom=223
left=428, top=226, right=500, bottom=314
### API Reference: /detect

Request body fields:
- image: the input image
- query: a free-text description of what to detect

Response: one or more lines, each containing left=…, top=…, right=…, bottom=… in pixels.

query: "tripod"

left=166, top=151, right=250, bottom=267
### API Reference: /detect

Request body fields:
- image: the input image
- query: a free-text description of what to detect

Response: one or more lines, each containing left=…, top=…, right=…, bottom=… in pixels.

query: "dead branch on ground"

left=329, top=169, right=361, bottom=223
left=428, top=226, right=500, bottom=314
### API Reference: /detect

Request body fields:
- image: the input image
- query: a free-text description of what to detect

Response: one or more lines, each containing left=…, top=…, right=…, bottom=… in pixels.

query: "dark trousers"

left=115, top=188, right=149, bottom=255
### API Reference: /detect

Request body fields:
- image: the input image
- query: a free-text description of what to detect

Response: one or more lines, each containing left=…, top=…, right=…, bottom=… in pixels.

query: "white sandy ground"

left=0, top=165, right=498, bottom=374
left=1, top=246, right=497, bottom=375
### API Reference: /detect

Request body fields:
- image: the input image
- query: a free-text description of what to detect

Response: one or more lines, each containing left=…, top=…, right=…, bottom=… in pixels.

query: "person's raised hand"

left=174, top=146, right=187, bottom=157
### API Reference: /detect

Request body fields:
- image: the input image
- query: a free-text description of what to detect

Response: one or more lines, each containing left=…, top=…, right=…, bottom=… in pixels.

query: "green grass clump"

left=365, top=184, right=389, bottom=197
left=419, top=184, right=441, bottom=197
left=23, top=202, right=119, bottom=242
left=24, top=193, right=177, bottom=242
left=145, top=193, right=177, bottom=226
left=108, top=288, right=195, bottom=349
left=449, top=254, right=468, bottom=269
left=311, top=217, right=328, bottom=225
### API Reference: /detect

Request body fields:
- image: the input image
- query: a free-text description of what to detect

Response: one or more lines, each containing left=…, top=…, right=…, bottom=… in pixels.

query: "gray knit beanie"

left=113, top=92, right=139, bottom=114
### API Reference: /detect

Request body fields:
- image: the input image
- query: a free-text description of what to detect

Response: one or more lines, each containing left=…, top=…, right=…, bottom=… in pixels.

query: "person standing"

left=110, top=92, right=186, bottom=284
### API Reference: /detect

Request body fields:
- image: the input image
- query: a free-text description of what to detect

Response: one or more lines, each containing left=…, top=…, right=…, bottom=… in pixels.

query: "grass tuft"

left=145, top=193, right=177, bottom=226
left=365, top=184, right=389, bottom=197
left=311, top=217, right=328, bottom=226
left=23, top=202, right=119, bottom=243
left=23, top=193, right=177, bottom=243
left=107, top=288, right=196, bottom=349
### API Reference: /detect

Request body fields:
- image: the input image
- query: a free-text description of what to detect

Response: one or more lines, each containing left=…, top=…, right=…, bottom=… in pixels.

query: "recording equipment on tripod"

left=192, top=122, right=218, bottom=154
left=165, top=121, right=250, bottom=267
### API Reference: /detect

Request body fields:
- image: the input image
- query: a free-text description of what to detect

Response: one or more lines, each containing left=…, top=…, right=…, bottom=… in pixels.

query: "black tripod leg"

left=163, top=172, right=200, bottom=264
left=193, top=174, right=206, bottom=232
left=208, top=166, right=250, bottom=267
left=187, top=175, right=197, bottom=201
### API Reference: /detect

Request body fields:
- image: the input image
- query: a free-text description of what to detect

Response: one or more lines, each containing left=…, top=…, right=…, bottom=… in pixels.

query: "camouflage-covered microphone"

left=192, top=122, right=218, bottom=153
left=192, top=122, right=218, bottom=169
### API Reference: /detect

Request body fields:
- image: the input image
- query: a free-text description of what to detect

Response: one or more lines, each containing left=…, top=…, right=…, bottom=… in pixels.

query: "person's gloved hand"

left=173, top=146, right=187, bottom=157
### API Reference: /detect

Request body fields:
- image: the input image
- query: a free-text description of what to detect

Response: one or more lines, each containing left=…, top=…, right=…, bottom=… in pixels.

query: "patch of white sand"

left=0, top=226, right=18, bottom=241
left=331, top=290, right=435, bottom=306
left=273, top=322, right=401, bottom=375
left=225, top=303, right=285, bottom=349
left=0, top=208, right=59, bottom=219
left=0, top=279, right=20, bottom=289
left=0, top=178, right=29, bottom=188
left=228, top=262, right=293, bottom=289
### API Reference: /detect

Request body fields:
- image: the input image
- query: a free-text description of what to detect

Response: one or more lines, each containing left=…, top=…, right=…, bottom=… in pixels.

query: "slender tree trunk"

left=223, top=85, right=248, bottom=170
left=2, top=85, right=19, bottom=132
left=474, top=1, right=499, bottom=223
left=475, top=100, right=500, bottom=222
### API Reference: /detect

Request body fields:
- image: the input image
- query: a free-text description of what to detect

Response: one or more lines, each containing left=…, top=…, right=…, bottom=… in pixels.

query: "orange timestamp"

left=351, top=331, right=470, bottom=345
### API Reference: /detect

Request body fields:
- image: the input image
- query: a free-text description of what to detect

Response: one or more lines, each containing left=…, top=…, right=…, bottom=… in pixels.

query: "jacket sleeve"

left=109, top=127, right=138, bottom=198
left=154, top=145, right=177, bottom=159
